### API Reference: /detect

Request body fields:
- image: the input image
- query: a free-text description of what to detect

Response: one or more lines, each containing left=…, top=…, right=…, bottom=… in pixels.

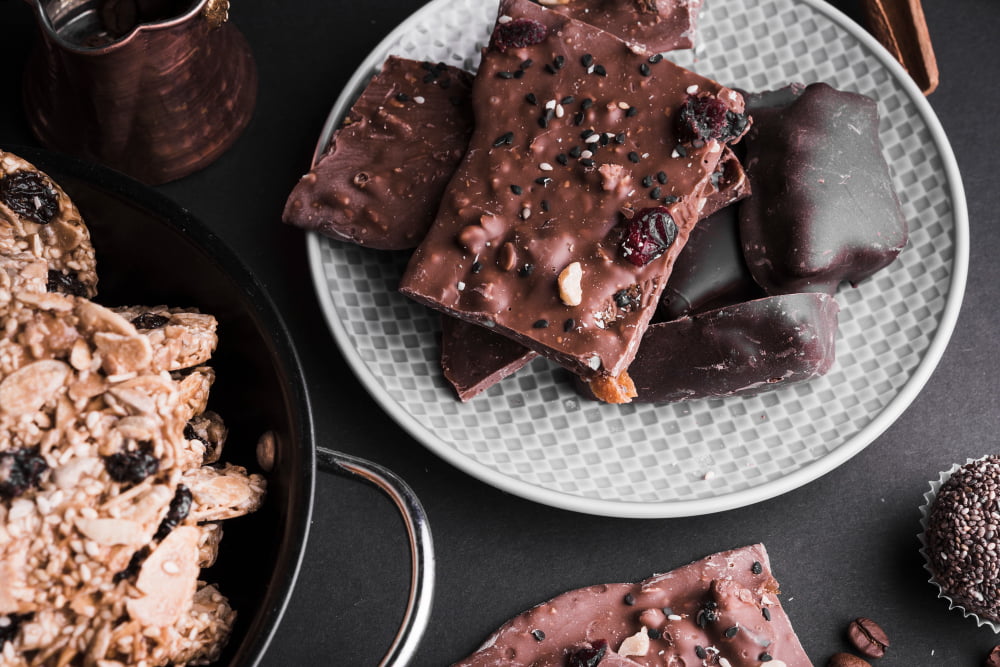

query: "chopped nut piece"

left=558, top=261, right=584, bottom=307
left=618, top=626, right=650, bottom=657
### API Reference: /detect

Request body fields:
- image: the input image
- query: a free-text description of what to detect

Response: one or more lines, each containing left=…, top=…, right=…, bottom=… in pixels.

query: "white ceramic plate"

left=306, top=0, right=968, bottom=517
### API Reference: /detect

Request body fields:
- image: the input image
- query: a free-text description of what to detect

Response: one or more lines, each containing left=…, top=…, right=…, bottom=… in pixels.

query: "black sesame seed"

left=563, top=318, right=575, bottom=332
left=662, top=194, right=679, bottom=204
left=544, top=63, right=557, bottom=74
left=650, top=186, right=662, bottom=199
left=497, top=71, right=515, bottom=79
left=525, top=93, right=538, bottom=105
left=581, top=53, right=593, bottom=67
left=471, top=261, right=482, bottom=274
left=626, top=106, right=638, bottom=117
left=593, top=64, right=607, bottom=76
left=538, top=116, right=549, bottom=129
left=639, top=63, right=651, bottom=76
left=695, top=646, right=707, bottom=659
left=628, top=151, right=640, bottom=163
left=493, top=132, right=514, bottom=147
left=535, top=177, right=552, bottom=185
left=544, top=108, right=555, bottom=121
left=554, top=55, right=565, bottom=69
left=751, top=561, right=763, bottom=575
left=519, top=263, right=535, bottom=277
left=561, top=95, right=575, bottom=104
left=513, top=69, right=525, bottom=79
left=641, top=175, right=653, bottom=188
left=422, top=72, right=436, bottom=83
left=656, top=171, right=668, bottom=184
left=599, top=134, right=610, bottom=146
left=580, top=158, right=595, bottom=167
left=760, top=653, right=773, bottom=662
left=581, top=129, right=595, bottom=139
left=648, top=628, right=661, bottom=640
left=573, top=111, right=585, bottom=126
left=648, top=53, right=664, bottom=63
left=510, top=184, right=523, bottom=195
left=569, top=146, right=582, bottom=158
left=556, top=154, right=569, bottom=166
left=675, top=144, right=688, bottom=157
left=662, top=607, right=673, bottom=616
left=724, top=626, right=739, bottom=638
left=531, top=629, right=545, bottom=641
left=533, top=319, right=549, bottom=328
left=395, top=92, right=410, bottom=102
left=581, top=98, right=594, bottom=110
left=624, top=593, right=636, bottom=606
left=762, top=607, right=771, bottom=622
left=520, top=58, right=533, bottom=69
left=615, top=133, right=626, bottom=144
left=421, top=61, right=434, bottom=70
left=541, top=199, right=550, bottom=212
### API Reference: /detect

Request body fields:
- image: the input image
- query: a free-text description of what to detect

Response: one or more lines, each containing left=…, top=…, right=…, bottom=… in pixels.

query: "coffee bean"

left=827, top=653, right=871, bottom=667
left=986, top=645, right=1000, bottom=667
left=847, top=617, right=889, bottom=658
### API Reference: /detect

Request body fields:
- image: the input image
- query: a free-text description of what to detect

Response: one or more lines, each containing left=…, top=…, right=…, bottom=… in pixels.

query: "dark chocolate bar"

left=452, top=544, right=812, bottom=667
left=533, top=0, right=704, bottom=53
left=441, top=315, right=537, bottom=401
left=739, top=82, right=908, bottom=295
left=401, top=0, right=748, bottom=381
left=282, top=56, right=474, bottom=250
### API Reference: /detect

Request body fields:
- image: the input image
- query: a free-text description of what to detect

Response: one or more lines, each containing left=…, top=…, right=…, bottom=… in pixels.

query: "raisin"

left=0, top=447, right=48, bottom=500
left=183, top=421, right=217, bottom=461
left=490, top=18, right=547, bottom=52
left=0, top=613, right=30, bottom=647
left=0, top=171, right=59, bottom=224
left=154, top=484, right=192, bottom=541
left=131, top=312, right=170, bottom=329
left=677, top=94, right=749, bottom=143
left=46, top=269, right=88, bottom=297
left=566, top=639, right=608, bottom=667
left=620, top=207, right=677, bottom=267
left=104, top=442, right=159, bottom=485
left=113, top=546, right=150, bottom=583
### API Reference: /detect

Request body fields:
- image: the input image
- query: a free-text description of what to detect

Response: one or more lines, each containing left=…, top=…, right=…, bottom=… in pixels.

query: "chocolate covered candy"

left=739, top=82, right=907, bottom=295
left=441, top=315, right=537, bottom=401
left=282, top=56, right=474, bottom=250
left=532, top=0, right=704, bottom=53
left=401, top=0, right=748, bottom=381
left=594, top=292, right=839, bottom=403
left=452, top=544, right=811, bottom=666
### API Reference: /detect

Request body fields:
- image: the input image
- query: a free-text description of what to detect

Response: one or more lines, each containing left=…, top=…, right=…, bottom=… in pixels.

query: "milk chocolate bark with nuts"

left=282, top=56, right=474, bottom=250
left=532, top=0, right=704, bottom=53
left=401, top=0, right=748, bottom=380
left=452, top=543, right=811, bottom=666
left=739, top=83, right=907, bottom=295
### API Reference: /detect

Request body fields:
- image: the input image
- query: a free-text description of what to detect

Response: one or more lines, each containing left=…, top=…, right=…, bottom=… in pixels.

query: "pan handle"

left=315, top=447, right=434, bottom=667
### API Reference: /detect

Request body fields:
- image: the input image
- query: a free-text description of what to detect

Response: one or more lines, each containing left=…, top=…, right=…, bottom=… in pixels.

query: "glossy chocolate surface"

left=283, top=56, right=474, bottom=250
left=441, top=315, right=537, bottom=401
left=534, top=0, right=704, bottom=53
left=739, top=82, right=908, bottom=295
left=617, top=292, right=838, bottom=403
left=401, top=0, right=744, bottom=379
left=452, top=544, right=811, bottom=666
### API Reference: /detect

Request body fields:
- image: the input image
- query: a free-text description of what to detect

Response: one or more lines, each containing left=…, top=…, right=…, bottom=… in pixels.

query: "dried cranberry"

left=566, top=639, right=608, bottom=667
left=0, top=613, right=30, bottom=647
left=490, top=18, right=547, bottom=52
left=677, top=94, right=749, bottom=143
left=131, top=312, right=170, bottom=329
left=0, top=447, right=48, bottom=500
left=113, top=545, right=150, bottom=583
left=620, top=207, right=677, bottom=267
left=104, top=442, right=159, bottom=485
left=154, top=484, right=192, bottom=541
left=0, top=171, right=59, bottom=224
left=46, top=269, right=88, bottom=297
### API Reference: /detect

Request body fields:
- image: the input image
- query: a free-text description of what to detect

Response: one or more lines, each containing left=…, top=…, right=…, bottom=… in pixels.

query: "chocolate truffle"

left=401, top=0, right=749, bottom=381
left=282, top=56, right=474, bottom=250
left=532, top=0, right=704, bottom=53
left=739, top=82, right=908, bottom=295
left=925, top=456, right=1000, bottom=624
left=452, top=544, right=811, bottom=666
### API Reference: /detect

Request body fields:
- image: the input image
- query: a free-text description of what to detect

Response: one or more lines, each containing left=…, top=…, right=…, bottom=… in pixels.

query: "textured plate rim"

left=305, top=0, right=969, bottom=518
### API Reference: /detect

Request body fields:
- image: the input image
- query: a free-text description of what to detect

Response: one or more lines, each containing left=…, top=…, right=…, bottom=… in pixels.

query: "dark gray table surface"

left=2, top=0, right=999, bottom=664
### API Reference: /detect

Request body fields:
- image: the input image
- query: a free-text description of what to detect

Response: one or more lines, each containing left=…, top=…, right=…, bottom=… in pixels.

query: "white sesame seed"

left=539, top=163, right=553, bottom=171
left=457, top=281, right=466, bottom=291
left=580, top=150, right=593, bottom=159
left=545, top=99, right=556, bottom=109
left=686, top=84, right=699, bottom=94
left=498, top=14, right=512, bottom=23
left=521, top=207, right=532, bottom=219
left=413, top=96, right=425, bottom=104
left=555, top=104, right=565, bottom=118
left=668, top=614, right=683, bottom=621
left=585, top=134, right=600, bottom=143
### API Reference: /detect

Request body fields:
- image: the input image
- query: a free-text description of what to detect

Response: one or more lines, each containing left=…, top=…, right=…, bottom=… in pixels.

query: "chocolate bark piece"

left=606, top=292, right=838, bottom=403
left=533, top=0, right=704, bottom=53
left=441, top=147, right=749, bottom=400
left=739, top=82, right=908, bottom=295
left=440, top=315, right=537, bottom=401
left=452, top=543, right=811, bottom=667
left=401, top=0, right=747, bottom=381
left=282, top=56, right=474, bottom=250
left=656, top=204, right=764, bottom=322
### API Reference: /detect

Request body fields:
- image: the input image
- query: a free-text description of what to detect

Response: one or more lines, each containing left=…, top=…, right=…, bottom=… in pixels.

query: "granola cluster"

left=0, top=150, right=266, bottom=666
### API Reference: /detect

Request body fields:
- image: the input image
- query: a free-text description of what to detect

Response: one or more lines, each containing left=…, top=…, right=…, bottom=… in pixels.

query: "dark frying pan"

left=2, top=145, right=433, bottom=666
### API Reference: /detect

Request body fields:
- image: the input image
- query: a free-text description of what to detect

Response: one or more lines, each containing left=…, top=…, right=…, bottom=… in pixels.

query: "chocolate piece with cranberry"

left=739, top=82, right=908, bottom=295
left=452, top=544, right=811, bottom=667
left=533, top=0, right=704, bottom=53
left=282, top=56, right=474, bottom=250
left=401, top=0, right=748, bottom=382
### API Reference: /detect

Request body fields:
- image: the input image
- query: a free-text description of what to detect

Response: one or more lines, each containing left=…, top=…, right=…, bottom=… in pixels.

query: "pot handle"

left=315, top=447, right=434, bottom=667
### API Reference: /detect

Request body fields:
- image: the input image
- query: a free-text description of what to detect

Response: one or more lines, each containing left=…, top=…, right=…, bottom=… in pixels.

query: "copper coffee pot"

left=21, top=0, right=257, bottom=184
